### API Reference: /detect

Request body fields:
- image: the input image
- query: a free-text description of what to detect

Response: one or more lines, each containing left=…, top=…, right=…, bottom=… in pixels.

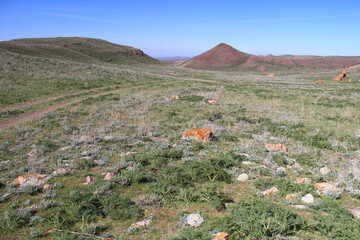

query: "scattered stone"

left=314, top=182, right=332, bottom=190
left=276, top=167, right=286, bottom=176
left=346, top=206, right=360, bottom=219
left=320, top=166, right=331, bottom=175
left=52, top=168, right=67, bottom=176
left=130, top=218, right=152, bottom=229
left=285, top=194, right=298, bottom=200
left=213, top=232, right=228, bottom=240
left=171, top=95, right=179, bottom=100
left=104, top=172, right=116, bottom=180
left=13, top=174, right=47, bottom=187
left=296, top=178, right=312, bottom=184
left=83, top=176, right=94, bottom=185
left=208, top=100, right=219, bottom=105
left=262, top=186, right=278, bottom=196
left=183, top=213, right=204, bottom=227
left=236, top=173, right=249, bottom=182
left=265, top=144, right=288, bottom=152
left=301, top=194, right=314, bottom=204
left=291, top=204, right=309, bottom=210
left=181, top=129, right=213, bottom=143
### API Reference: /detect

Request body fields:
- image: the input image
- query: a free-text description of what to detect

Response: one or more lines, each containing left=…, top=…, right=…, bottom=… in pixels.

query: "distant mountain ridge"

left=0, top=37, right=161, bottom=65
left=179, top=43, right=360, bottom=71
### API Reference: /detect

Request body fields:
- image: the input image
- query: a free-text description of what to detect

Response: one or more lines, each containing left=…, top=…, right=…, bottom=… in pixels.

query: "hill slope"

left=0, top=37, right=160, bottom=65
left=180, top=43, right=360, bottom=72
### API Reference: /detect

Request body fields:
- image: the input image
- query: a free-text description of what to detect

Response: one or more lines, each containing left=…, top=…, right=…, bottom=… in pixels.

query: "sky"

left=1, top=0, right=360, bottom=58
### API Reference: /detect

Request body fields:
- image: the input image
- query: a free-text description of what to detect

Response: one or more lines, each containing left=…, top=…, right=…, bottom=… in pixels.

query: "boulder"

left=213, top=232, right=228, bottom=240
left=285, top=194, right=298, bottom=200
left=171, top=95, right=179, bottom=100
left=104, top=172, right=116, bottom=180
left=346, top=206, right=360, bottom=219
left=313, top=80, right=323, bottom=84
left=301, top=194, right=314, bottom=204
left=296, top=178, right=312, bottom=184
left=208, top=100, right=220, bottom=105
left=83, top=176, right=94, bottom=185
left=183, top=213, right=204, bottom=227
left=181, top=129, right=213, bottom=142
left=262, top=186, right=278, bottom=196
left=267, top=73, right=277, bottom=77
left=13, top=174, right=47, bottom=187
left=265, top=144, right=288, bottom=152
left=320, top=166, right=331, bottom=175
left=236, top=173, right=249, bottom=182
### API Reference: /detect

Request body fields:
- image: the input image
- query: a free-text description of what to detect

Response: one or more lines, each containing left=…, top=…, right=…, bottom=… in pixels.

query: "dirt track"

left=0, top=88, right=125, bottom=132
left=0, top=85, right=121, bottom=113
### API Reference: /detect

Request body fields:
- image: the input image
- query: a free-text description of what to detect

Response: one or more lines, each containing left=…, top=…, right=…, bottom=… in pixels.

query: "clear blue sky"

left=1, top=0, right=360, bottom=57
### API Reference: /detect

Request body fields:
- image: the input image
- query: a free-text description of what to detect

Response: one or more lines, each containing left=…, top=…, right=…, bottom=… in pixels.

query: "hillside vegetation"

left=0, top=38, right=359, bottom=240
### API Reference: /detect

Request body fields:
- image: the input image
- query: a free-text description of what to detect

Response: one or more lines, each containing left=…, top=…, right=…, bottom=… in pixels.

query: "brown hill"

left=180, top=43, right=360, bottom=72
left=179, top=43, right=250, bottom=70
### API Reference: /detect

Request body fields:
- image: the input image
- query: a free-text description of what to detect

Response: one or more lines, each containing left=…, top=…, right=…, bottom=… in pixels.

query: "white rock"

left=301, top=194, right=314, bottom=204
left=83, top=176, right=94, bottom=185
left=346, top=206, right=360, bottom=219
left=103, top=136, right=114, bottom=141
left=52, top=168, right=67, bottom=176
left=320, top=166, right=331, bottom=175
left=59, top=146, right=70, bottom=151
left=236, top=173, right=249, bottom=182
left=291, top=205, right=309, bottom=210
left=131, top=218, right=152, bottom=228
left=185, top=214, right=204, bottom=227
left=242, top=161, right=256, bottom=165
left=104, top=172, right=116, bottom=180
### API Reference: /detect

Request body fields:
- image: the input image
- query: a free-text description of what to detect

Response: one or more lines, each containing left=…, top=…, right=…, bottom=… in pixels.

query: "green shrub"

left=217, top=197, right=305, bottom=239
left=100, top=195, right=143, bottom=221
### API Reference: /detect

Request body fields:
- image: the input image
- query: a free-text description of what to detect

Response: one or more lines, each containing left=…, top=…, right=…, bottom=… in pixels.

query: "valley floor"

left=0, top=61, right=359, bottom=239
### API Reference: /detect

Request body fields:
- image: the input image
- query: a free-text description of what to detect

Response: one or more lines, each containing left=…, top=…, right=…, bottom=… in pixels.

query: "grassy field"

left=0, top=42, right=359, bottom=239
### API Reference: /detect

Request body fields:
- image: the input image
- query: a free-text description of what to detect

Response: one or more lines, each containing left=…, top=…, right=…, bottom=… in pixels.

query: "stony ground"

left=0, top=63, right=359, bottom=239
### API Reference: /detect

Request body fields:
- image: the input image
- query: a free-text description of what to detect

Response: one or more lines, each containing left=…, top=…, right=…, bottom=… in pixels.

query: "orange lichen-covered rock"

left=265, top=144, right=288, bottom=152
left=333, top=76, right=342, bottom=81
left=313, top=80, right=323, bottom=84
left=262, top=186, right=278, bottom=196
left=314, top=182, right=332, bottom=190
left=208, top=100, right=220, bottom=105
left=296, top=178, right=312, bottom=184
left=267, top=73, right=277, bottom=77
left=213, top=232, right=228, bottom=240
left=285, top=194, right=298, bottom=200
left=13, top=174, right=47, bottom=187
left=181, top=129, right=213, bottom=142
left=352, top=68, right=358, bottom=73
left=171, top=95, right=179, bottom=100
left=345, top=79, right=352, bottom=82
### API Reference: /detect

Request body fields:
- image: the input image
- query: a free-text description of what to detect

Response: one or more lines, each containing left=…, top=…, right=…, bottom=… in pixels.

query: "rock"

left=104, top=172, right=116, bottom=180
left=59, top=146, right=70, bottom=151
left=296, top=178, right=312, bottom=184
left=208, top=100, right=219, bottom=105
left=52, top=168, right=67, bottom=176
left=13, top=174, right=47, bottom=187
left=242, top=161, right=256, bottom=165
left=130, top=218, right=152, bottom=228
left=213, top=232, right=228, bottom=240
left=291, top=204, right=309, bottom=210
left=276, top=167, right=286, bottom=176
left=43, top=184, right=54, bottom=190
left=181, top=129, right=213, bottom=143
left=184, top=213, right=204, bottom=227
left=79, top=134, right=95, bottom=143
left=346, top=206, right=360, bottom=219
left=314, top=182, right=343, bottom=198
left=103, top=136, right=114, bottom=141
left=83, top=176, right=94, bottom=185
left=265, top=144, right=288, bottom=152
left=320, top=166, right=331, bottom=175
left=262, top=186, right=278, bottom=196
left=313, top=80, right=323, bottom=84
left=236, top=173, right=249, bottom=182
left=27, top=148, right=43, bottom=160
left=285, top=194, right=298, bottom=200
left=301, top=194, right=314, bottom=204
left=267, top=73, right=277, bottom=77
left=171, top=95, right=179, bottom=100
